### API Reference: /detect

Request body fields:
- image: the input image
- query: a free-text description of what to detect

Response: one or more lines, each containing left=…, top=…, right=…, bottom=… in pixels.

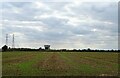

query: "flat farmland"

left=2, top=52, right=119, bottom=76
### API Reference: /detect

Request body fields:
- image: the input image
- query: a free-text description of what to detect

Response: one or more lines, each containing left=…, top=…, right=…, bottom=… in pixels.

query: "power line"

left=12, top=34, right=15, bottom=48
left=6, top=34, right=8, bottom=46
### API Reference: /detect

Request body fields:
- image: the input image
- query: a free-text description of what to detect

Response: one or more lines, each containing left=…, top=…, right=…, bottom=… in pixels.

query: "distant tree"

left=2, top=45, right=8, bottom=52
left=8, top=47, right=11, bottom=49
left=87, top=48, right=91, bottom=51
left=39, top=47, right=42, bottom=50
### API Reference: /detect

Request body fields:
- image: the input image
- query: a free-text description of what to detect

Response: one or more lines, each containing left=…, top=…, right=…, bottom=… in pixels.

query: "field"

left=2, top=51, right=119, bottom=76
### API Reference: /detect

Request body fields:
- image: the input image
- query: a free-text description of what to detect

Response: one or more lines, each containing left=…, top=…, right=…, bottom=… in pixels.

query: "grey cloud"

left=69, top=2, right=118, bottom=23
left=1, top=2, right=118, bottom=49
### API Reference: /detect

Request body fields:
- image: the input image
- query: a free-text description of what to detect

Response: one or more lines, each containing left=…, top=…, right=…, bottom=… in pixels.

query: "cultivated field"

left=2, top=52, right=119, bottom=76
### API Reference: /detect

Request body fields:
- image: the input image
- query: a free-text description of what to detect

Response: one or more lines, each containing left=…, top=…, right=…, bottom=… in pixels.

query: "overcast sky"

left=0, top=0, right=119, bottom=49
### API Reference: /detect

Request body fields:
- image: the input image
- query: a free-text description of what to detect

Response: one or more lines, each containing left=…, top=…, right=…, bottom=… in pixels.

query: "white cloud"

left=10, top=32, right=24, bottom=36
left=91, top=29, right=97, bottom=32
left=34, top=1, right=45, bottom=8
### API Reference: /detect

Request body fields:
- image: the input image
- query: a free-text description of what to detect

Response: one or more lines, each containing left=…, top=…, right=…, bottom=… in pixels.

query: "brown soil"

left=69, top=54, right=114, bottom=68
left=35, top=53, right=70, bottom=71
left=2, top=64, right=22, bottom=76
left=3, top=54, right=36, bottom=64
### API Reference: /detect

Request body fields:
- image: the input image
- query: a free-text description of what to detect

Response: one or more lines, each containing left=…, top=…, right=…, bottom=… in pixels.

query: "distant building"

left=44, top=45, right=50, bottom=50
left=2, top=45, right=8, bottom=52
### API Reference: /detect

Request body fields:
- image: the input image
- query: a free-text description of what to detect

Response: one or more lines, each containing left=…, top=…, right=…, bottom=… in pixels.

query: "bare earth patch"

left=3, top=54, right=36, bottom=64
left=34, top=53, right=71, bottom=73
left=2, top=64, right=22, bottom=76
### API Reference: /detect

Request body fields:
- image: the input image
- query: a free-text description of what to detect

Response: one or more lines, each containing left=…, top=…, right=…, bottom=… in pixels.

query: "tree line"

left=2, top=45, right=119, bottom=52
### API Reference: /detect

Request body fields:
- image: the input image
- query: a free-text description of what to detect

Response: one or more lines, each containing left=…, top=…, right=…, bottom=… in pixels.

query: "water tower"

left=44, top=45, right=50, bottom=50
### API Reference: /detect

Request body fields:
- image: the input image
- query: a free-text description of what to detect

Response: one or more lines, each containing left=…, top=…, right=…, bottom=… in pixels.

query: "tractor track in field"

left=34, top=53, right=71, bottom=72
left=59, top=53, right=118, bottom=76
left=61, top=53, right=117, bottom=68
left=3, top=53, right=36, bottom=64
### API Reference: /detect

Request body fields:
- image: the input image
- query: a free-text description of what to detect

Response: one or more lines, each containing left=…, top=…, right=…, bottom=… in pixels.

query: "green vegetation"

left=2, top=52, right=118, bottom=76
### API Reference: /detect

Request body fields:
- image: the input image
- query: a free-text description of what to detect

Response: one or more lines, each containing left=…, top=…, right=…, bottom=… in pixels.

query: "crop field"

left=2, top=52, right=119, bottom=76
